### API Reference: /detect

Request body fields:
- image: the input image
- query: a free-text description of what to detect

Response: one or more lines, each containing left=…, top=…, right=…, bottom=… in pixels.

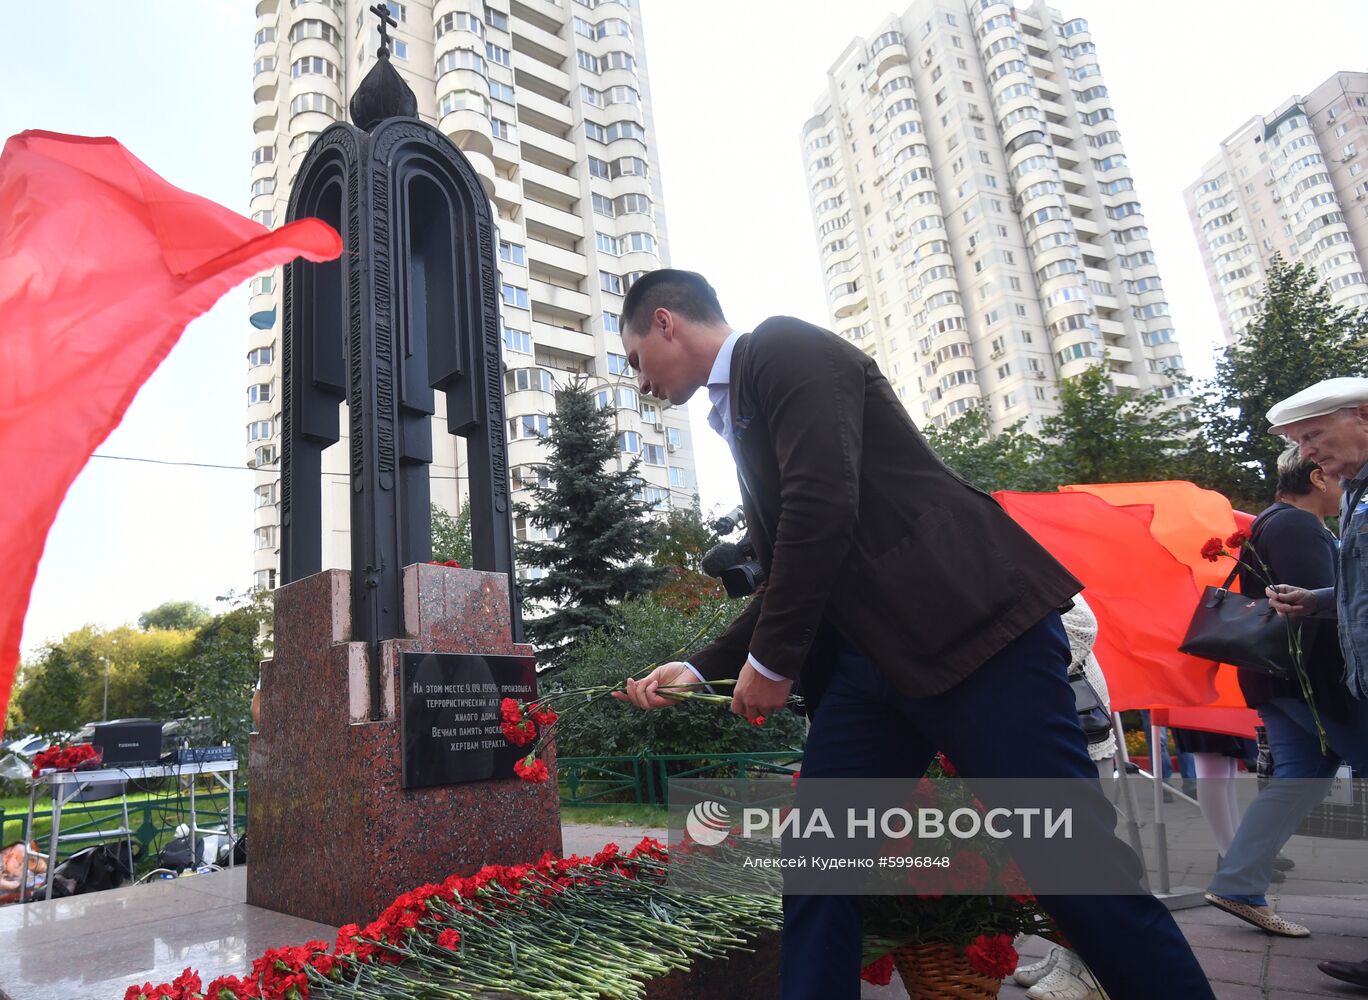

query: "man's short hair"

left=621, top=269, right=725, bottom=334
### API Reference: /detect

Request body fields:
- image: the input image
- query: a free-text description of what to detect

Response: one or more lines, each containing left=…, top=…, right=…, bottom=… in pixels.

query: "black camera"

left=702, top=507, right=766, bottom=598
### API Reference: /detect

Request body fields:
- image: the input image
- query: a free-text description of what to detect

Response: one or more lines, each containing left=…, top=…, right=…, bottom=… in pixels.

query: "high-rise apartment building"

left=802, top=0, right=1183, bottom=434
left=1186, top=71, right=1368, bottom=344
left=247, top=0, right=692, bottom=591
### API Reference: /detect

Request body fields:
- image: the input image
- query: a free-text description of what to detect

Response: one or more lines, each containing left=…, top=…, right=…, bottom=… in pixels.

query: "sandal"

left=1204, top=893, right=1309, bottom=937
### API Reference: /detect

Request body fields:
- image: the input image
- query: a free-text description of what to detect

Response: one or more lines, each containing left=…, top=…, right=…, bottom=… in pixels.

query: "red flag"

left=995, top=490, right=1219, bottom=710
left=0, top=131, right=342, bottom=726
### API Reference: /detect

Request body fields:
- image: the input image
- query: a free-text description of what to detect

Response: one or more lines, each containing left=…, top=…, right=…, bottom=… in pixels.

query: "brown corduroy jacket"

left=688, top=316, right=1081, bottom=706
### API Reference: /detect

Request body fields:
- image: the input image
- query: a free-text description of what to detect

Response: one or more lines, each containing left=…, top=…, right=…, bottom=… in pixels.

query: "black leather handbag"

left=1179, top=562, right=1303, bottom=679
left=1071, top=674, right=1114, bottom=745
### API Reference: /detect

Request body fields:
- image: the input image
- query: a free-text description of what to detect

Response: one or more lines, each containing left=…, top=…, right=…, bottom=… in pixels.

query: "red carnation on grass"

left=1225, top=530, right=1250, bottom=551
left=948, top=849, right=991, bottom=891
left=860, top=953, right=894, bottom=986
left=514, top=754, right=550, bottom=783
left=750, top=715, right=766, bottom=726
left=964, top=932, right=1018, bottom=980
left=436, top=928, right=461, bottom=950
left=1200, top=536, right=1226, bottom=562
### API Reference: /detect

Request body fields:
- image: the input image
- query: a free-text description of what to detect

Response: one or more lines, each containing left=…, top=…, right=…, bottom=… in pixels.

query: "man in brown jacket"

left=614, top=270, right=1213, bottom=1000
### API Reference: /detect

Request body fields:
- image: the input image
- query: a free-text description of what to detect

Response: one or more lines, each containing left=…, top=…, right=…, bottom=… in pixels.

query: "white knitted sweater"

left=1060, top=593, right=1117, bottom=761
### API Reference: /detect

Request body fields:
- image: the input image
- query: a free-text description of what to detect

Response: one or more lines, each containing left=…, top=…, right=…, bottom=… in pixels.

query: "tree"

left=517, top=380, right=667, bottom=662
left=1189, top=256, right=1368, bottom=508
left=176, top=591, right=272, bottom=758
left=921, top=409, right=1058, bottom=493
left=548, top=594, right=806, bottom=766
left=646, top=503, right=725, bottom=612
left=138, top=600, right=211, bottom=632
left=646, top=503, right=718, bottom=573
left=431, top=501, right=473, bottom=565
left=14, top=625, right=194, bottom=733
left=1039, top=364, right=1192, bottom=486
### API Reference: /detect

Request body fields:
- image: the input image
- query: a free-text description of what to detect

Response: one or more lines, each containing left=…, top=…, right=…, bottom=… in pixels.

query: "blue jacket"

left=1312, top=461, right=1368, bottom=698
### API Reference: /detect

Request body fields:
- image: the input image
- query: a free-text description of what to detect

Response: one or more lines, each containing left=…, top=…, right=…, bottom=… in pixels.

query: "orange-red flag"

left=995, top=490, right=1220, bottom=710
left=1062, top=483, right=1258, bottom=737
left=0, top=131, right=343, bottom=726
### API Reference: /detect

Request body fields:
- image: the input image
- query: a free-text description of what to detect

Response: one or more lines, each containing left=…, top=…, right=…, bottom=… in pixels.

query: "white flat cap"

left=1267, top=376, right=1368, bottom=433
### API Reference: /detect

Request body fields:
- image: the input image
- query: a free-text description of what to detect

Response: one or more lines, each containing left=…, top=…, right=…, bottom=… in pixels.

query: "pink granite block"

left=248, top=566, right=560, bottom=928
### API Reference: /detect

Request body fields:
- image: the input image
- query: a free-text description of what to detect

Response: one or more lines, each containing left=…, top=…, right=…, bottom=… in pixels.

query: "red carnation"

left=790, top=769, right=801, bottom=788
left=1200, top=536, right=1226, bottom=562
left=443, top=559, right=461, bottom=567
left=502, top=718, right=536, bottom=746
left=860, top=953, right=894, bottom=985
left=949, top=849, right=991, bottom=891
left=1225, top=530, right=1250, bottom=551
left=964, top=933, right=1018, bottom=980
left=514, top=754, right=549, bottom=783
left=206, top=975, right=259, bottom=1000
left=935, top=752, right=957, bottom=776
left=750, top=715, right=766, bottom=726
left=500, top=697, right=524, bottom=723
left=436, top=928, right=461, bottom=950
left=171, top=968, right=202, bottom=995
left=529, top=704, right=558, bottom=727
left=908, top=861, right=953, bottom=898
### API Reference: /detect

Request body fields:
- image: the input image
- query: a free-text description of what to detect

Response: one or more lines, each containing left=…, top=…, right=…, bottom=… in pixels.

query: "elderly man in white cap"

left=1266, top=376, right=1368, bottom=693
left=1263, top=376, right=1368, bottom=989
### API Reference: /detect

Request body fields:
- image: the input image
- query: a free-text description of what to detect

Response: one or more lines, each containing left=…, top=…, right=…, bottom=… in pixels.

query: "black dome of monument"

left=349, top=4, right=418, bottom=131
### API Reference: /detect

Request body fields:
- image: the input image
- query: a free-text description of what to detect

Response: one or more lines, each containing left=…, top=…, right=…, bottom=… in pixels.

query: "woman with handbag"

left=1206, top=446, right=1368, bottom=936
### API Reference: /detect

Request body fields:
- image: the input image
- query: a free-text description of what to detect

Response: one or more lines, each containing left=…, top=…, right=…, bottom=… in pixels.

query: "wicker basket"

left=892, top=942, right=1003, bottom=998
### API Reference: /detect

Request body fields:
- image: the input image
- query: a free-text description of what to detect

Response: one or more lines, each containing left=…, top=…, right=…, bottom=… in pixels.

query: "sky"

left=3, top=1, right=1367, bottom=658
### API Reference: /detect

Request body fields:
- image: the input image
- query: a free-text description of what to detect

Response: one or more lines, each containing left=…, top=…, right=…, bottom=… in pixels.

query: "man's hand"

left=613, top=661, right=697, bottom=710
left=1267, top=585, right=1318, bottom=618
left=731, top=661, right=793, bottom=722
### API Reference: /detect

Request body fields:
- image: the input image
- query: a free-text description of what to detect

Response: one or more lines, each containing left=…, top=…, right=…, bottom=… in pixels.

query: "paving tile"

left=1193, top=944, right=1266, bottom=986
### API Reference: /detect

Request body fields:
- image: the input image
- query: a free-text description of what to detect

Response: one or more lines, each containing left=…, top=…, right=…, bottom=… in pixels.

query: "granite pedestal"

left=246, top=564, right=560, bottom=927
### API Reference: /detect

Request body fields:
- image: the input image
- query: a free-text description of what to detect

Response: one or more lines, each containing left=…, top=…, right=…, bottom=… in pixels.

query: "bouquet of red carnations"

left=30, top=743, right=101, bottom=778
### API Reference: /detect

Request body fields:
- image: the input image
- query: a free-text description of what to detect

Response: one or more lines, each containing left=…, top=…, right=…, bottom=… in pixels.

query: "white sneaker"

left=1013, top=945, right=1061, bottom=987
left=1026, top=949, right=1106, bottom=1000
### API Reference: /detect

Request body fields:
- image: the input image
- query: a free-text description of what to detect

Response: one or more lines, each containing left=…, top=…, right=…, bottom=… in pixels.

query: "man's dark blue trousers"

left=781, top=613, right=1214, bottom=1000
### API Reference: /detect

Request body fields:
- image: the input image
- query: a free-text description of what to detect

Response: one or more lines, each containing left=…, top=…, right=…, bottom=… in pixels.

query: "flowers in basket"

left=31, top=743, right=101, bottom=778
left=859, top=756, right=1053, bottom=993
left=1200, top=529, right=1328, bottom=751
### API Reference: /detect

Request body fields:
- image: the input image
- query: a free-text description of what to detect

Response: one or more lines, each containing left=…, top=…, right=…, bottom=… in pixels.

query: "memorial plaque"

left=400, top=652, right=537, bottom=788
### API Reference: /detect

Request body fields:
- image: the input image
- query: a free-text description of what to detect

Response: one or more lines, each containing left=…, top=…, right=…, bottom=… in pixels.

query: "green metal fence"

left=1, top=788, right=247, bottom=864
left=557, top=752, right=802, bottom=806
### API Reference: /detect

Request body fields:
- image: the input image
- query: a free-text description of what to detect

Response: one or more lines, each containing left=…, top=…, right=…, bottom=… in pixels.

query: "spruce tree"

left=1189, top=255, right=1368, bottom=508
left=517, top=379, right=666, bottom=661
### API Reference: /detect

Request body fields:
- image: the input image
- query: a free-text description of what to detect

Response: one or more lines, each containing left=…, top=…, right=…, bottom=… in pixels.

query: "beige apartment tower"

left=247, top=0, right=692, bottom=591
left=1186, top=71, right=1368, bottom=344
left=802, top=0, right=1184, bottom=434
